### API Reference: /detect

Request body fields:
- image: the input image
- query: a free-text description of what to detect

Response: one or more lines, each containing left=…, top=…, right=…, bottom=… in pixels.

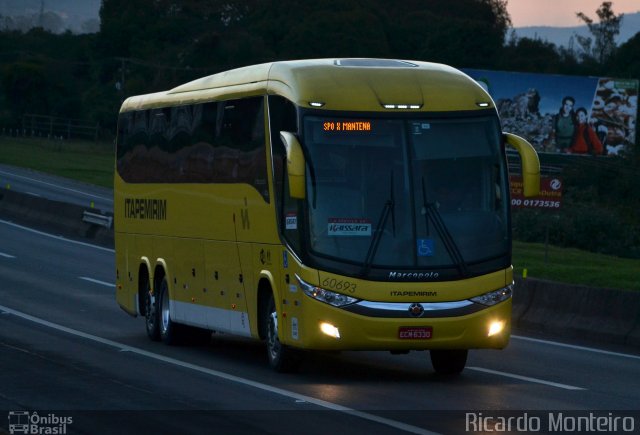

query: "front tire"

left=265, top=294, right=300, bottom=372
left=430, top=349, right=468, bottom=375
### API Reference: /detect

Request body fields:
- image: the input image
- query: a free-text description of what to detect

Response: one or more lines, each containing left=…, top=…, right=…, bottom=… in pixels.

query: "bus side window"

left=116, top=111, right=133, bottom=179
left=215, top=97, right=269, bottom=200
left=268, top=96, right=299, bottom=249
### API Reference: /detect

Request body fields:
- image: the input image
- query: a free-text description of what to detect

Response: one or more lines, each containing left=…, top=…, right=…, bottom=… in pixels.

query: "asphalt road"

left=0, top=164, right=113, bottom=213
left=1, top=218, right=639, bottom=435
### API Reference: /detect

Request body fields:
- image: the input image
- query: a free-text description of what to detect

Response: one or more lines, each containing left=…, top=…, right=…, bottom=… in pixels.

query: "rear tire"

left=159, top=278, right=182, bottom=345
left=430, top=349, right=468, bottom=375
left=144, top=280, right=160, bottom=341
left=265, top=294, right=300, bottom=372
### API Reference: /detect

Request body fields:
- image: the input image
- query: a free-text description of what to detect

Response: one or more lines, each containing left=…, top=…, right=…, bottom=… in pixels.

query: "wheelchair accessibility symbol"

left=417, top=239, right=434, bottom=257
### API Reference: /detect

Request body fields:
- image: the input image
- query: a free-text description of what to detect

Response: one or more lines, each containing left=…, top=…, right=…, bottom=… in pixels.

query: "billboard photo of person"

left=463, top=69, right=638, bottom=156
left=553, top=96, right=576, bottom=153
left=569, top=107, right=603, bottom=155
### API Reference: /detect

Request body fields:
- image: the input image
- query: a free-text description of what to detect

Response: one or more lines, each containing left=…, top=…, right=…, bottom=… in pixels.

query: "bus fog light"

left=320, top=322, right=341, bottom=339
left=488, top=320, right=505, bottom=337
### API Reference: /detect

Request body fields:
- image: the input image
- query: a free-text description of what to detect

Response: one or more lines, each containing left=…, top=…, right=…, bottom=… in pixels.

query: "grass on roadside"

left=0, top=136, right=114, bottom=188
left=513, top=240, right=640, bottom=291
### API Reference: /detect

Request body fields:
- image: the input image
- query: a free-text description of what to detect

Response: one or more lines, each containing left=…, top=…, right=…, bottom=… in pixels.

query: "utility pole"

left=38, top=0, right=44, bottom=28
left=116, top=58, right=127, bottom=102
left=121, top=58, right=126, bottom=91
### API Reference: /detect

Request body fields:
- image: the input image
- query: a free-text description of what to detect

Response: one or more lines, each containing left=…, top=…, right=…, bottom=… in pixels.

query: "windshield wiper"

left=361, top=172, right=395, bottom=276
left=421, top=176, right=469, bottom=277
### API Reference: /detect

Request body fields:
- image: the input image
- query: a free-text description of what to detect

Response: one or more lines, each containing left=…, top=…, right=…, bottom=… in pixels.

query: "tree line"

left=0, top=0, right=636, bottom=135
left=0, top=0, right=638, bottom=257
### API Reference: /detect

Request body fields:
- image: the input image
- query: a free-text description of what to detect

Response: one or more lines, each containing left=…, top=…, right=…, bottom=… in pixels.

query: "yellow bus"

left=114, top=59, right=540, bottom=374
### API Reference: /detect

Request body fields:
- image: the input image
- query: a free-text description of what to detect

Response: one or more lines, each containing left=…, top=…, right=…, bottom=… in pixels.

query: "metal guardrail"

left=82, top=210, right=112, bottom=228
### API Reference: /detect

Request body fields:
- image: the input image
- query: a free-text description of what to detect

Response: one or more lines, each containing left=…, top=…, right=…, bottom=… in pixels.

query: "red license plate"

left=398, top=326, right=433, bottom=340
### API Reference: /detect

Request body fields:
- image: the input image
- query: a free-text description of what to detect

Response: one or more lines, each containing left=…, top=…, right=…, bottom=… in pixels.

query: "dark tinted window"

left=116, top=96, right=268, bottom=201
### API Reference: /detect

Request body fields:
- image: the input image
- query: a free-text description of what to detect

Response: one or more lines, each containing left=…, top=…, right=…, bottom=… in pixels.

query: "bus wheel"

left=430, top=349, right=468, bottom=375
left=265, top=294, right=300, bottom=372
left=144, top=285, right=160, bottom=341
left=159, top=278, right=181, bottom=345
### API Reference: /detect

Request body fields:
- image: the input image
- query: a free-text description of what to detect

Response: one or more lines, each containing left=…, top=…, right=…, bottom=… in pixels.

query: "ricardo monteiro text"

left=124, top=198, right=167, bottom=220
left=465, top=412, right=636, bottom=433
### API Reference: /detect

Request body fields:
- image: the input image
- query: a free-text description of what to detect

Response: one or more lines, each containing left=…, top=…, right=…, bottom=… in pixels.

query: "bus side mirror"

left=504, top=132, right=541, bottom=197
left=280, top=131, right=306, bottom=199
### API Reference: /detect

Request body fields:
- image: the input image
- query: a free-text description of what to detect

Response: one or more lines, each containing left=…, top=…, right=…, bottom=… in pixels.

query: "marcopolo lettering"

left=388, top=271, right=440, bottom=280
left=125, top=198, right=167, bottom=220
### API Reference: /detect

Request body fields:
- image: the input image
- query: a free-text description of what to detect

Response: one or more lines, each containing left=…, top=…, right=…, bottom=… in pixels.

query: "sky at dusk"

left=507, top=0, right=640, bottom=27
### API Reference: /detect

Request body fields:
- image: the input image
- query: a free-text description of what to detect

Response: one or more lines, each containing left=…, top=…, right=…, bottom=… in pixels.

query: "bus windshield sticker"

left=285, top=213, right=297, bottom=229
left=417, top=238, right=435, bottom=257
left=412, top=122, right=430, bottom=135
left=328, top=218, right=372, bottom=237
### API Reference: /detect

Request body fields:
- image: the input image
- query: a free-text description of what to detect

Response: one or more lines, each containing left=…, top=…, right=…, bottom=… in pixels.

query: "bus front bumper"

left=282, top=297, right=512, bottom=351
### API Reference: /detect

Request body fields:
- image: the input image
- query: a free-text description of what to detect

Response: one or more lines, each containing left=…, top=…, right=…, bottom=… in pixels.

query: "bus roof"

left=119, top=58, right=494, bottom=113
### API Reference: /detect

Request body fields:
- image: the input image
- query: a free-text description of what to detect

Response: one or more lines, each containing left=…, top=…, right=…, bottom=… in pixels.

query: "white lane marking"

left=0, top=168, right=113, bottom=203
left=0, top=252, right=16, bottom=258
left=467, top=367, right=585, bottom=391
left=512, top=335, right=640, bottom=361
left=25, top=192, right=42, bottom=197
left=0, top=304, right=438, bottom=435
left=6, top=212, right=635, bottom=366
left=79, top=277, right=115, bottom=288
left=0, top=219, right=114, bottom=253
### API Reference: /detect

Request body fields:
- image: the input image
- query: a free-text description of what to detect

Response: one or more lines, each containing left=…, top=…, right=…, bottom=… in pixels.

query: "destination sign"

left=323, top=121, right=372, bottom=132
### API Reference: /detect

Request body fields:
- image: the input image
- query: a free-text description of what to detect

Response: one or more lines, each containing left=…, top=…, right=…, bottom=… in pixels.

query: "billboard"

left=464, top=69, right=638, bottom=156
left=510, top=175, right=563, bottom=210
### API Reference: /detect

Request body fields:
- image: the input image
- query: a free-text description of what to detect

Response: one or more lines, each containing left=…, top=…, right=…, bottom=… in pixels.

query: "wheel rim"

left=161, top=288, right=170, bottom=333
left=267, top=310, right=280, bottom=361
left=145, top=292, right=156, bottom=331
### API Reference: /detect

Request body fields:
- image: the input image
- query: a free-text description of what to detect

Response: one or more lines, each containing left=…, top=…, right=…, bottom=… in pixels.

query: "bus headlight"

left=470, top=284, right=513, bottom=306
left=296, top=274, right=360, bottom=307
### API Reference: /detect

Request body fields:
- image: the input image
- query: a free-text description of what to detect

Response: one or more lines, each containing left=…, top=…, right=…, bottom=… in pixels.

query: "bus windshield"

left=302, top=115, right=509, bottom=276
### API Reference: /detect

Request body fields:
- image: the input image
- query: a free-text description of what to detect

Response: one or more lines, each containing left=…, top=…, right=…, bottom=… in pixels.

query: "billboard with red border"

left=510, top=176, right=563, bottom=210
